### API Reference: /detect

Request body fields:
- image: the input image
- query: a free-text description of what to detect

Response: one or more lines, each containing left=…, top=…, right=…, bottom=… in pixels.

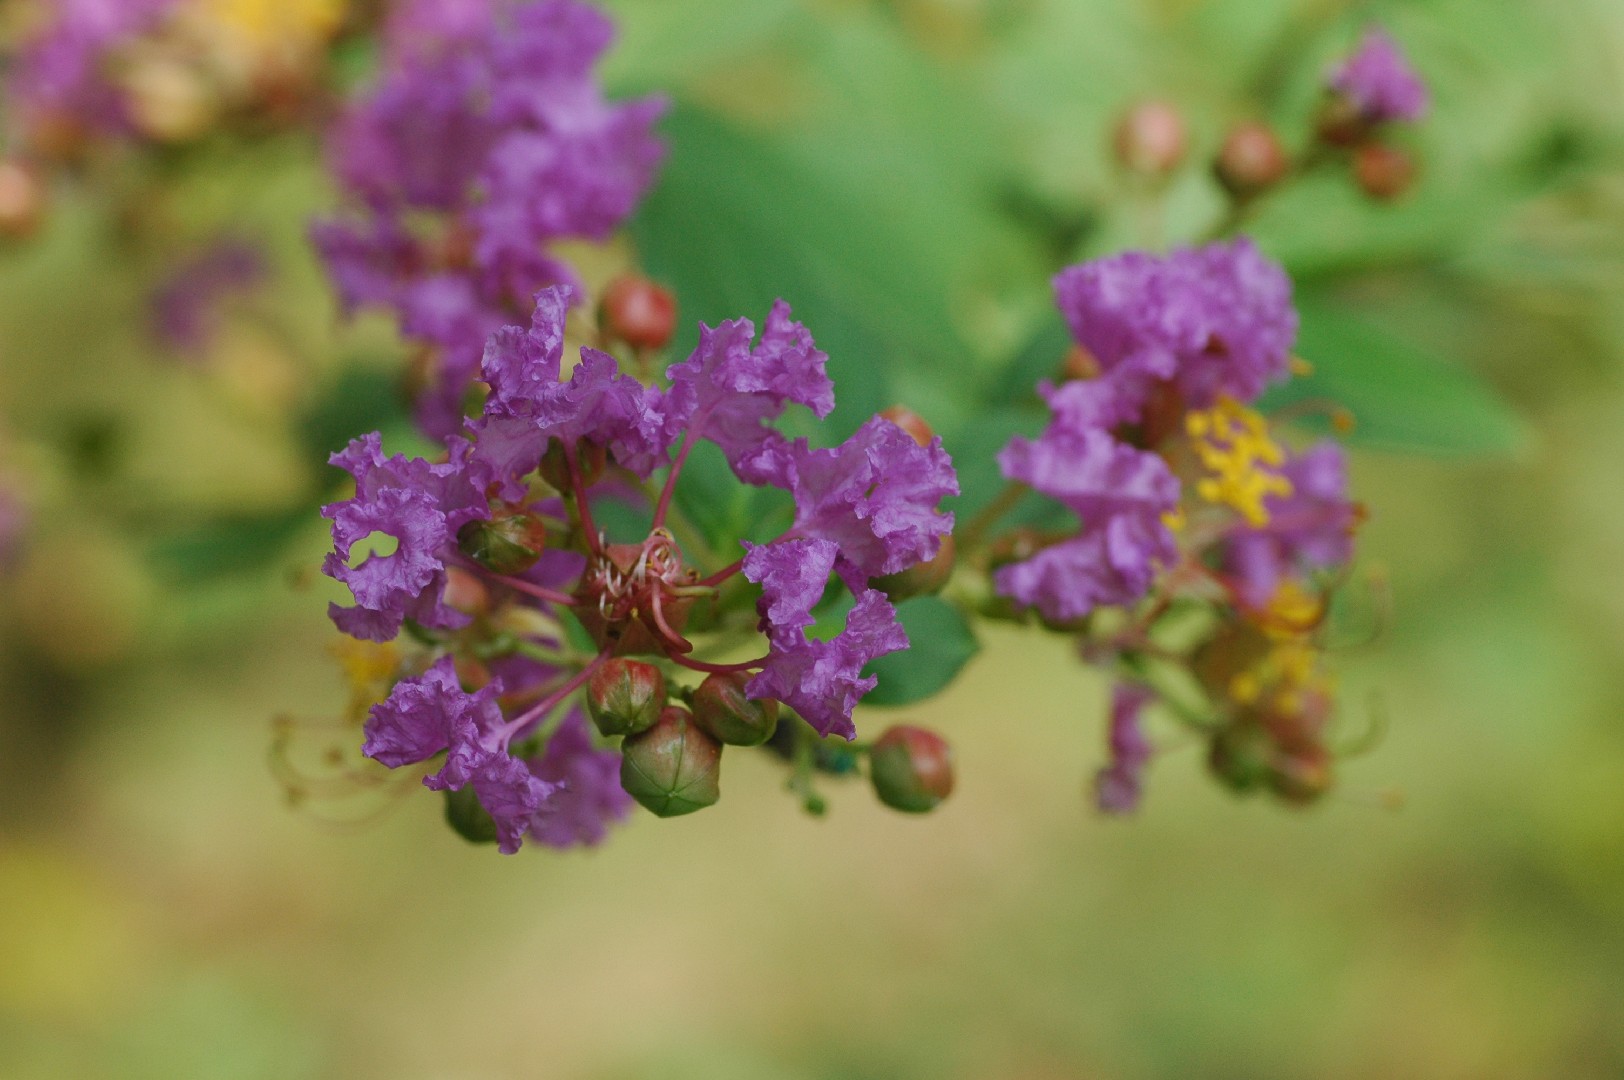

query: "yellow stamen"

left=1184, top=395, right=1293, bottom=526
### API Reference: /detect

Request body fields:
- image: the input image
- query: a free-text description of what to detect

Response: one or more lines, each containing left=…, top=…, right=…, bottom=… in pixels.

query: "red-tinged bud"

left=1214, top=121, right=1290, bottom=200
left=880, top=405, right=935, bottom=447
left=586, top=658, right=667, bottom=737
left=869, top=725, right=954, bottom=813
left=620, top=706, right=722, bottom=817
left=0, top=161, right=46, bottom=239
left=1269, top=745, right=1334, bottom=805
left=1352, top=142, right=1417, bottom=202
left=1315, top=94, right=1370, bottom=148
left=537, top=438, right=607, bottom=493
left=441, top=567, right=491, bottom=617
left=1207, top=726, right=1272, bottom=794
left=457, top=505, right=548, bottom=575
left=599, top=274, right=676, bottom=351
left=691, top=671, right=778, bottom=747
left=1060, top=344, right=1101, bottom=382
left=1113, top=100, right=1187, bottom=178
left=877, top=533, right=956, bottom=601
left=443, top=785, right=498, bottom=844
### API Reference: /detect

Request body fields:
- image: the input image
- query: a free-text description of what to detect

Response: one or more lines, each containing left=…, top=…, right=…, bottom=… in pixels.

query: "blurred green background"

left=3, top=0, right=1624, bottom=1076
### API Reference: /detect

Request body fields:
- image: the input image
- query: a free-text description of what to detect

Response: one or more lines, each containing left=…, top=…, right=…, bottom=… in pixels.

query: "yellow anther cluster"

left=1228, top=583, right=1334, bottom=716
left=331, top=638, right=400, bottom=723
left=190, top=0, right=347, bottom=44
left=1185, top=396, right=1292, bottom=527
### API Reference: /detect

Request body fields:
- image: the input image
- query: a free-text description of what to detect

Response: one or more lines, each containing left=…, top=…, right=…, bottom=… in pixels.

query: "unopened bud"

left=1352, top=142, right=1416, bottom=202
left=1113, top=100, right=1187, bottom=178
left=443, top=785, right=498, bottom=845
left=537, top=438, right=606, bottom=493
left=1060, top=344, right=1100, bottom=382
left=457, top=505, right=547, bottom=575
left=869, top=725, right=954, bottom=813
left=442, top=566, right=491, bottom=616
left=1315, top=94, right=1369, bottom=148
left=1207, top=726, right=1272, bottom=793
left=1214, top=121, right=1290, bottom=200
left=620, top=706, right=722, bottom=816
left=877, top=533, right=956, bottom=602
left=1269, top=745, right=1333, bottom=805
left=599, top=274, right=676, bottom=351
left=0, top=161, right=46, bottom=239
left=880, top=405, right=935, bottom=447
left=123, top=59, right=217, bottom=143
left=587, top=658, right=667, bottom=737
left=691, top=671, right=778, bottom=747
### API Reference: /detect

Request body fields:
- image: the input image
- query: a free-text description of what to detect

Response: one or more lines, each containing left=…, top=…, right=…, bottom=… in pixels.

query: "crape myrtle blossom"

left=1328, top=27, right=1430, bottom=126
left=980, top=237, right=1365, bottom=811
left=312, top=0, right=666, bottom=439
left=325, top=286, right=957, bottom=850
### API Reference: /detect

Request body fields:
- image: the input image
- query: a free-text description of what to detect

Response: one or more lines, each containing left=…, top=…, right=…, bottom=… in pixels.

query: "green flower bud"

left=1207, top=726, right=1272, bottom=794
left=443, top=786, right=498, bottom=845
left=691, top=672, right=779, bottom=747
left=586, top=658, right=668, bottom=737
left=876, top=534, right=956, bottom=602
left=869, top=725, right=954, bottom=814
left=620, top=706, right=722, bottom=817
left=457, top=505, right=548, bottom=575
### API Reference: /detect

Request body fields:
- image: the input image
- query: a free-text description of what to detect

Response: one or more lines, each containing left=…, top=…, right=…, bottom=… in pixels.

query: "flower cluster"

left=311, top=0, right=666, bottom=438
left=984, top=239, right=1365, bottom=811
left=322, top=286, right=956, bottom=851
left=4, top=0, right=346, bottom=158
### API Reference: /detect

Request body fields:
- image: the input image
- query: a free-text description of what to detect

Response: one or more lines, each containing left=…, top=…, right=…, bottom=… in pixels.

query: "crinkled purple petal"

left=524, top=710, right=632, bottom=848
left=663, top=303, right=836, bottom=484
left=742, top=538, right=839, bottom=648
left=1095, top=683, right=1156, bottom=814
left=1328, top=27, right=1430, bottom=125
left=1222, top=442, right=1359, bottom=609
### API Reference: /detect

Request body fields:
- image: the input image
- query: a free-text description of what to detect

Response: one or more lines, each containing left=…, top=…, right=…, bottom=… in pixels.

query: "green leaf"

left=864, top=597, right=980, bottom=707
left=145, top=508, right=312, bottom=584
left=1263, top=296, right=1531, bottom=457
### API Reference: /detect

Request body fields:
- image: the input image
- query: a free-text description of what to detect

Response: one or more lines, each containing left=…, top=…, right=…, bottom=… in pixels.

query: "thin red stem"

left=500, top=651, right=610, bottom=742
left=698, top=558, right=744, bottom=588
left=489, top=574, right=577, bottom=606
left=564, top=443, right=603, bottom=557
left=647, top=586, right=693, bottom=654
left=651, top=428, right=696, bottom=530
left=666, top=652, right=770, bottom=676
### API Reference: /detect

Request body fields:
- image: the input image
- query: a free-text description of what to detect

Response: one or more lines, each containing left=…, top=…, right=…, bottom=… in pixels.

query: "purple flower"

left=468, top=285, right=668, bottom=493
left=149, top=239, right=267, bottom=356
left=313, top=0, right=665, bottom=440
left=743, top=540, right=909, bottom=739
left=1223, top=442, right=1360, bottom=609
left=776, top=417, right=959, bottom=588
left=1052, top=239, right=1298, bottom=412
left=7, top=0, right=177, bottom=140
left=662, top=302, right=835, bottom=486
left=321, top=434, right=490, bottom=642
left=523, top=710, right=632, bottom=848
left=1094, top=684, right=1155, bottom=814
left=1328, top=28, right=1430, bottom=125
left=363, top=657, right=559, bottom=854
left=993, top=416, right=1179, bottom=622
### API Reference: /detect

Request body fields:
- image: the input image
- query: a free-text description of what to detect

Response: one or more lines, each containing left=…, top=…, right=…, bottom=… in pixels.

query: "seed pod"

left=620, top=706, right=722, bottom=817
left=1113, top=100, right=1187, bottom=178
left=1352, top=142, right=1417, bottom=202
left=1214, top=121, right=1290, bottom=200
left=879, top=405, right=935, bottom=447
left=869, top=725, right=954, bottom=813
left=586, top=658, right=667, bottom=737
left=691, top=671, right=779, bottom=747
left=457, top=505, right=548, bottom=575
left=599, top=274, right=676, bottom=351
left=0, top=161, right=46, bottom=240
